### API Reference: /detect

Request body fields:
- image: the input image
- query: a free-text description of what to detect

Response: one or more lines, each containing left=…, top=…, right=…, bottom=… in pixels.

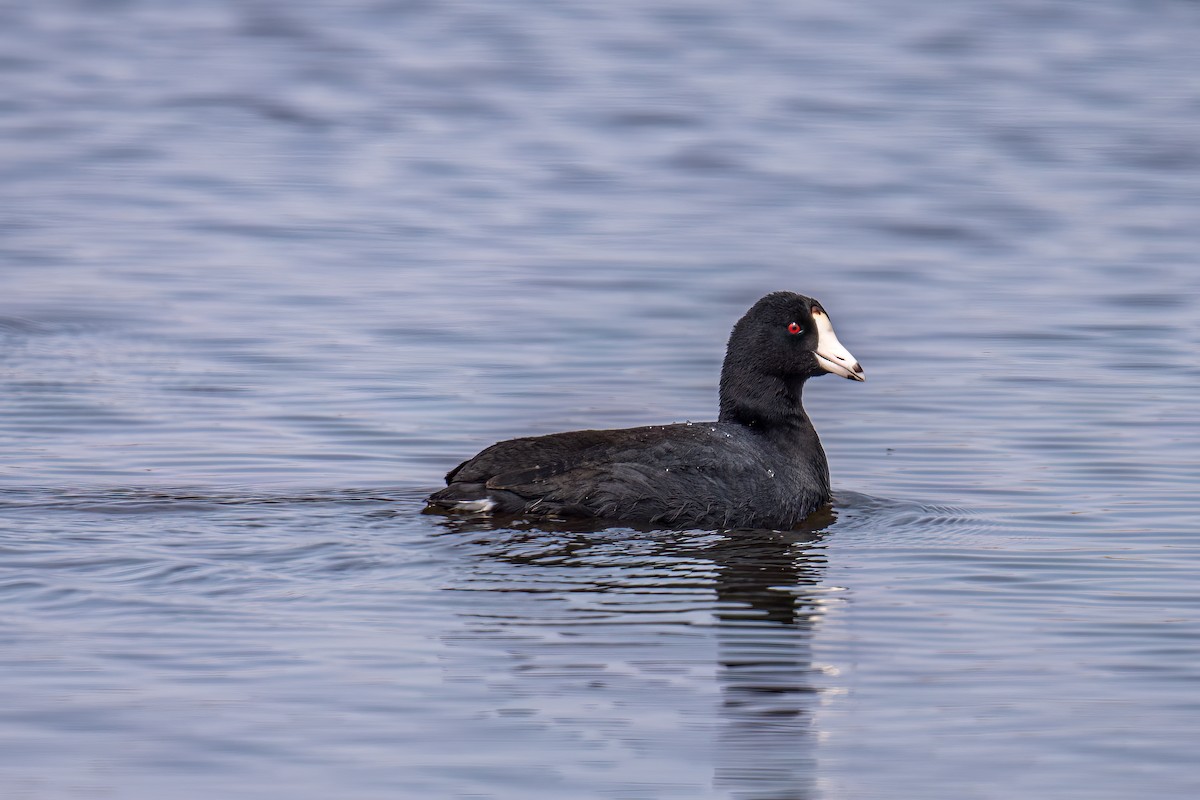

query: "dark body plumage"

left=426, top=291, right=864, bottom=530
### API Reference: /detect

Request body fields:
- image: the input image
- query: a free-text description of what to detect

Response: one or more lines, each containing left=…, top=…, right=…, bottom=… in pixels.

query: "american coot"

left=426, top=291, right=864, bottom=529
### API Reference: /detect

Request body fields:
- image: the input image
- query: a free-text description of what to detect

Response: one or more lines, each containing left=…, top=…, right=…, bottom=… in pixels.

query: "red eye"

left=787, top=322, right=802, bottom=335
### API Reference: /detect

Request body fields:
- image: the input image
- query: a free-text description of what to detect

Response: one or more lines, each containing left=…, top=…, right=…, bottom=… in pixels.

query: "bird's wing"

left=445, top=427, right=635, bottom=485
left=478, top=425, right=765, bottom=525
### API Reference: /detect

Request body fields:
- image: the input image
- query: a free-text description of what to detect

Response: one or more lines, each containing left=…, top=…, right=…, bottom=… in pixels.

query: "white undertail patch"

left=453, top=498, right=496, bottom=513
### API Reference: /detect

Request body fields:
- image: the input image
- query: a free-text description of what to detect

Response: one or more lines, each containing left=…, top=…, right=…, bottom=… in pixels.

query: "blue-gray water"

left=3, top=1, right=1200, bottom=798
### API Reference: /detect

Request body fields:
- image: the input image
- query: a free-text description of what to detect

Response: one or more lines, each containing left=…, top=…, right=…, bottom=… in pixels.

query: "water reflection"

left=705, top=520, right=830, bottom=800
left=434, top=510, right=832, bottom=799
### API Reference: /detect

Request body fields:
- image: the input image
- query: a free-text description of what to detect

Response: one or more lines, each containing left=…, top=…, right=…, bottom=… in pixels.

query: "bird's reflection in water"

left=704, top=509, right=832, bottom=800
left=432, top=506, right=833, bottom=800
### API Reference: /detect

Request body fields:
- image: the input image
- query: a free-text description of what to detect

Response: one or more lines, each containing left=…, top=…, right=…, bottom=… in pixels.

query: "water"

left=2, top=0, right=1199, bottom=797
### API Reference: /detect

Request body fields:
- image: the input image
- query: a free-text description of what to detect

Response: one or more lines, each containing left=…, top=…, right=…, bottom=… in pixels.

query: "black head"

left=718, top=292, right=864, bottom=427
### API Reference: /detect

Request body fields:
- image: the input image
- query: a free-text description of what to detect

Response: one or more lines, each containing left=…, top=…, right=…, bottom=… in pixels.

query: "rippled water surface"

left=3, top=1, right=1200, bottom=798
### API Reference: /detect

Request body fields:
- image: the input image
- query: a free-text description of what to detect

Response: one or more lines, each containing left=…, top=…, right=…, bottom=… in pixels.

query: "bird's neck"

left=719, top=372, right=830, bottom=492
left=718, top=372, right=812, bottom=432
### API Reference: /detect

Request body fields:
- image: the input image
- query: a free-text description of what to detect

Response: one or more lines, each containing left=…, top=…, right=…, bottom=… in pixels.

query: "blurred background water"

left=2, top=1, right=1199, bottom=798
